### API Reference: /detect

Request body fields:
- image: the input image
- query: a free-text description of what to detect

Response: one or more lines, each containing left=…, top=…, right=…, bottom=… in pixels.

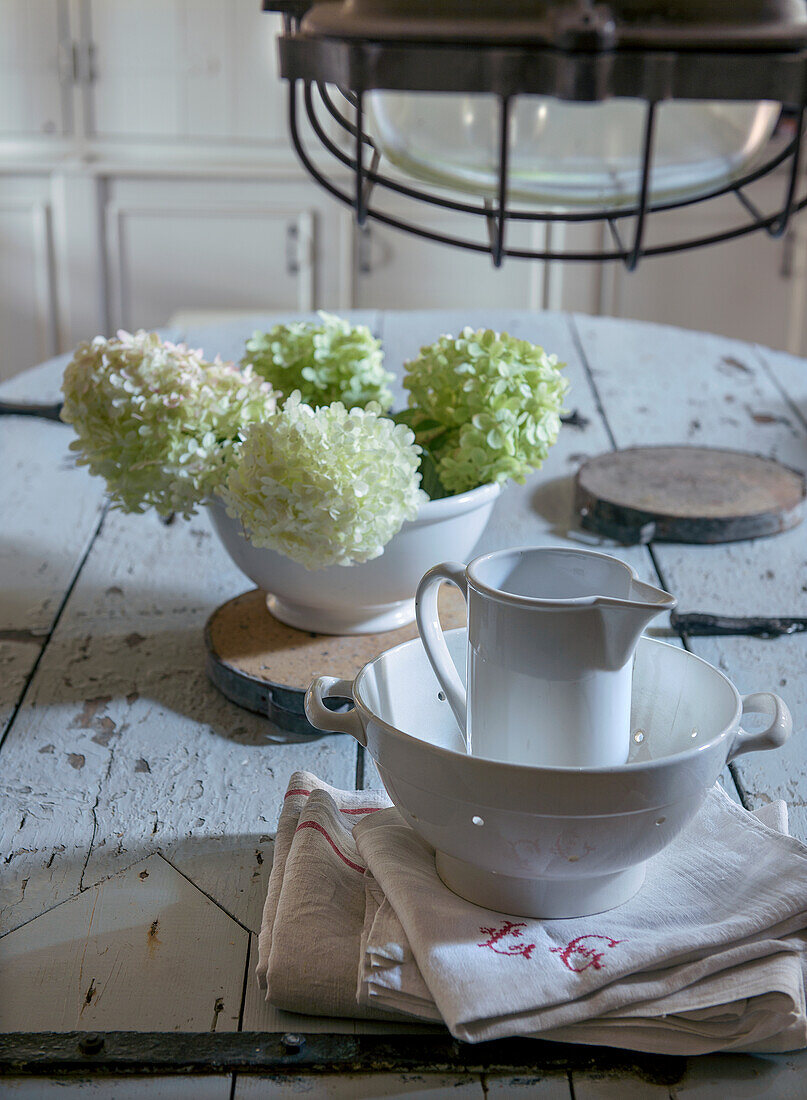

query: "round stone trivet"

left=575, top=446, right=806, bottom=544
left=205, top=586, right=467, bottom=737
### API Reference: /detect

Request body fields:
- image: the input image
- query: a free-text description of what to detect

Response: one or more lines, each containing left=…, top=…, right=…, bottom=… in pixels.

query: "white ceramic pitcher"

left=415, top=546, right=676, bottom=768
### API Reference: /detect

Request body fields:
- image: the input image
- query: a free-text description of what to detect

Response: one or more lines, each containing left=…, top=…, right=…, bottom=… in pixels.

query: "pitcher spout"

left=628, top=577, right=678, bottom=613
left=598, top=578, right=677, bottom=670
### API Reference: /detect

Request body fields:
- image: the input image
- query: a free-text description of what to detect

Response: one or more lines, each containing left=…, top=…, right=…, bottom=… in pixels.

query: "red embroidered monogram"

left=478, top=921, right=537, bottom=959
left=550, top=934, right=624, bottom=972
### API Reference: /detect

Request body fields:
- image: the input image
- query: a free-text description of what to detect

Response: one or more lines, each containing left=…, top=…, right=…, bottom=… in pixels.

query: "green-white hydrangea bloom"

left=223, top=392, right=426, bottom=570
left=403, top=327, right=568, bottom=493
left=243, top=311, right=394, bottom=411
left=61, top=330, right=277, bottom=519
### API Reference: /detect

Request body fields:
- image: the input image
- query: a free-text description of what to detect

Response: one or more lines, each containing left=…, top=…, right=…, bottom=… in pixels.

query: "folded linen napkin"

left=358, top=804, right=807, bottom=1053
left=256, top=773, right=402, bottom=1020
left=354, top=787, right=807, bottom=1049
left=259, top=771, right=807, bottom=1054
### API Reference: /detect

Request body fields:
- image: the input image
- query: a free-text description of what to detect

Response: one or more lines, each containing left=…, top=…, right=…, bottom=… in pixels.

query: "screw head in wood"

left=78, top=1034, right=105, bottom=1056
left=281, top=1032, right=305, bottom=1052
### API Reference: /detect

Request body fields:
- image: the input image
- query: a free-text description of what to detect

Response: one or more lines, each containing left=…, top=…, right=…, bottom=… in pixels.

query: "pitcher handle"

left=305, top=676, right=366, bottom=745
left=728, top=692, right=793, bottom=761
left=415, top=561, right=468, bottom=740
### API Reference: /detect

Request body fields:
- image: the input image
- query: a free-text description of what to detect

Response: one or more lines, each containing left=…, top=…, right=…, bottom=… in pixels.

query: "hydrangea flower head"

left=223, top=392, right=426, bottom=569
left=244, top=311, right=394, bottom=411
left=403, top=327, right=567, bottom=493
left=61, top=330, right=277, bottom=518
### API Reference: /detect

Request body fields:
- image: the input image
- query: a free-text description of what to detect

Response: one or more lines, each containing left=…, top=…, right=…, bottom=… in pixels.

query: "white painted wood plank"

left=755, top=343, right=807, bottom=433
left=572, top=314, right=807, bottom=471
left=0, top=410, right=105, bottom=741
left=572, top=314, right=807, bottom=838
left=576, top=1051, right=807, bottom=1098
left=0, top=642, right=41, bottom=746
left=0, top=415, right=104, bottom=635
left=0, top=502, right=356, bottom=936
left=671, top=1050, right=807, bottom=1097
left=234, top=1074, right=485, bottom=1099
left=167, top=836, right=274, bottom=937
left=0, top=371, right=108, bottom=897
left=572, top=1076, right=670, bottom=1098
left=0, top=854, right=247, bottom=1031
left=669, top=631, right=806, bottom=818
left=0, top=1079, right=232, bottom=1099
left=0, top=332, right=179, bottom=648
left=484, top=1074, right=572, bottom=1097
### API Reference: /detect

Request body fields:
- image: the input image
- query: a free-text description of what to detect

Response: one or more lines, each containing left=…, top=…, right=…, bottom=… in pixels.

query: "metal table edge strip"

left=0, top=1031, right=686, bottom=1084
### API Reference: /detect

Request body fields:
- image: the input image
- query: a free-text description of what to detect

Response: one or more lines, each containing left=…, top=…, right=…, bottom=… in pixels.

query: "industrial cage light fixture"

left=264, top=0, right=807, bottom=269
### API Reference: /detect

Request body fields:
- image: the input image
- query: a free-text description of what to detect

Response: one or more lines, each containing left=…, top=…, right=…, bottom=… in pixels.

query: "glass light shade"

left=367, top=94, right=781, bottom=207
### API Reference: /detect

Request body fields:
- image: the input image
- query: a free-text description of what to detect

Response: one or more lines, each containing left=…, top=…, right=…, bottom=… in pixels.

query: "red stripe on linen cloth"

left=294, top=819, right=366, bottom=874
left=284, top=787, right=383, bottom=815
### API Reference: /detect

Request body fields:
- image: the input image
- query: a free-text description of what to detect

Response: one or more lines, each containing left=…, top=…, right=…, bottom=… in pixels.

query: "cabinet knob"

left=57, top=42, right=80, bottom=84
left=780, top=228, right=796, bottom=279
left=286, top=223, right=300, bottom=276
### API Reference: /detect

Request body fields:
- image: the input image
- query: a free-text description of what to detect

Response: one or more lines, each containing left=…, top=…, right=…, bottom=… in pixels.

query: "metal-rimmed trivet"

left=205, top=587, right=466, bottom=737
left=575, top=446, right=806, bottom=545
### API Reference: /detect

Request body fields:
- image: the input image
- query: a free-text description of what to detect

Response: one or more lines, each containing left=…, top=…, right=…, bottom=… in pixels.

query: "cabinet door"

left=103, top=177, right=347, bottom=333
left=0, top=177, right=58, bottom=381
left=86, top=0, right=284, bottom=144
left=0, top=0, right=71, bottom=138
left=352, top=208, right=550, bottom=310
left=600, top=175, right=806, bottom=354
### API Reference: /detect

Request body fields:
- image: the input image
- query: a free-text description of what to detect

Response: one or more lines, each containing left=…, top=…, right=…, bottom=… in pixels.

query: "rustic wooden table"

left=2, top=310, right=806, bottom=1097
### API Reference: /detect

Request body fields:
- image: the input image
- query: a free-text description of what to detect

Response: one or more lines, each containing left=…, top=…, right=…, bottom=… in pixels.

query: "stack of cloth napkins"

left=257, top=771, right=807, bottom=1054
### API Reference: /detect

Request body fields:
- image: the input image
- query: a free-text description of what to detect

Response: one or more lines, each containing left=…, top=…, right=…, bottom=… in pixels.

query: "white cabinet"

left=0, top=175, right=59, bottom=379
left=1, top=0, right=807, bottom=381
left=0, top=0, right=70, bottom=138
left=103, top=176, right=346, bottom=332
left=598, top=177, right=805, bottom=355
left=87, top=0, right=285, bottom=146
left=353, top=184, right=807, bottom=357
left=353, top=203, right=551, bottom=310
left=524, top=175, right=807, bottom=357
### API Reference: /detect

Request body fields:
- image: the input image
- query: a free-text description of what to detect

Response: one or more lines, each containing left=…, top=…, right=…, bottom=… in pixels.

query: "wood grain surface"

left=575, top=445, right=805, bottom=541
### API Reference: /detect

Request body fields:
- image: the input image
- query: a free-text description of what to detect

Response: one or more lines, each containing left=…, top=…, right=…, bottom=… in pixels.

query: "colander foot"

left=435, top=851, right=646, bottom=919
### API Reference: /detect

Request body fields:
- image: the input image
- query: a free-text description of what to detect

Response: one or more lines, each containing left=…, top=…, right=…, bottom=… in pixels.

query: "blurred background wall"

left=1, top=0, right=806, bottom=381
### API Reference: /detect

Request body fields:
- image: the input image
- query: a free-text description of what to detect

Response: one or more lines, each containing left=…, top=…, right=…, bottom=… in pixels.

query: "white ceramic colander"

left=305, top=630, right=792, bottom=918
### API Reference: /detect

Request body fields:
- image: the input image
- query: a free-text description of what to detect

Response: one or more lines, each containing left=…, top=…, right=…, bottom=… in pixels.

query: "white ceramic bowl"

left=305, top=629, right=792, bottom=918
left=207, top=484, right=501, bottom=635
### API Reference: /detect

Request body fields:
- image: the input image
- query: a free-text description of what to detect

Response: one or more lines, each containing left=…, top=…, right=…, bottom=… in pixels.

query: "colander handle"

left=415, top=560, right=468, bottom=740
left=728, top=692, right=793, bottom=761
left=304, top=676, right=366, bottom=745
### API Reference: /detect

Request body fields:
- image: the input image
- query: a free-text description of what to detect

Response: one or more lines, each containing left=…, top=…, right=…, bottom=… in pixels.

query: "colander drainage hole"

left=472, top=815, right=484, bottom=827
left=437, top=691, right=446, bottom=701
left=655, top=817, right=666, bottom=826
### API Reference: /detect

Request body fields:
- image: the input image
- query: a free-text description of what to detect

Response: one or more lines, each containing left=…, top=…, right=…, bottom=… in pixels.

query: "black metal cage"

left=266, top=1, right=807, bottom=269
